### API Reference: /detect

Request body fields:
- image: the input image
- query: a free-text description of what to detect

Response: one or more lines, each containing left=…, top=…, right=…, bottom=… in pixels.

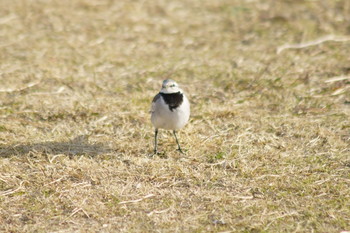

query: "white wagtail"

left=150, top=79, right=190, bottom=154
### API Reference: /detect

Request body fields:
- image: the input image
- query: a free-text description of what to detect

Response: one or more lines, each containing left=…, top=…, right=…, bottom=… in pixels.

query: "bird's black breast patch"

left=160, top=92, right=183, bottom=111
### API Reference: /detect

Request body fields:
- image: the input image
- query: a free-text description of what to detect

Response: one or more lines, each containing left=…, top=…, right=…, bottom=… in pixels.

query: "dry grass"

left=0, top=0, right=350, bottom=232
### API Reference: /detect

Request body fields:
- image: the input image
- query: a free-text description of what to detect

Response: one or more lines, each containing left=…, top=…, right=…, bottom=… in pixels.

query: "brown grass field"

left=0, top=0, right=350, bottom=232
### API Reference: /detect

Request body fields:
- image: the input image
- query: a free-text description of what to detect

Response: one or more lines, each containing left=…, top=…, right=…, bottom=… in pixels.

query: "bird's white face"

left=160, top=79, right=182, bottom=94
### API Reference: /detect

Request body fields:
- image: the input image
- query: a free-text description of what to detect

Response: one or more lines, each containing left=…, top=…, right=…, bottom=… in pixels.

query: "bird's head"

left=160, top=79, right=182, bottom=94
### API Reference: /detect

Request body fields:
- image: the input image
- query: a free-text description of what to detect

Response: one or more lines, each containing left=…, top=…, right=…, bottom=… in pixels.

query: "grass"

left=0, top=0, right=349, bottom=232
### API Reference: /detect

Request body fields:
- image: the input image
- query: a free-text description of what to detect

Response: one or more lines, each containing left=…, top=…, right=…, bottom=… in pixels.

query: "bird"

left=150, top=79, right=190, bottom=154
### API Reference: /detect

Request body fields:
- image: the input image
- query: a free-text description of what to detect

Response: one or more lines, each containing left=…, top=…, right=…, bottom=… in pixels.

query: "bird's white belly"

left=151, top=96, right=190, bottom=130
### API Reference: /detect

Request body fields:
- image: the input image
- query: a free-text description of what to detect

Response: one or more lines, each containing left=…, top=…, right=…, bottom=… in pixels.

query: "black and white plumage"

left=150, top=79, right=190, bottom=154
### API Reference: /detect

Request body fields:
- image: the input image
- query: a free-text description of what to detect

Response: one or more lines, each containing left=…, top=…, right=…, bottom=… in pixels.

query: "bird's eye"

left=170, top=84, right=175, bottom=87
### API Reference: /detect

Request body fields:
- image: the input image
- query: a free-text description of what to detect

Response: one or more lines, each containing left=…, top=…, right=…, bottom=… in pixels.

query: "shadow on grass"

left=0, top=135, right=112, bottom=158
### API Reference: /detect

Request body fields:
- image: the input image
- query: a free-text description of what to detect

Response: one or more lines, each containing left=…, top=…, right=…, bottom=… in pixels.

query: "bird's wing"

left=150, top=93, right=161, bottom=113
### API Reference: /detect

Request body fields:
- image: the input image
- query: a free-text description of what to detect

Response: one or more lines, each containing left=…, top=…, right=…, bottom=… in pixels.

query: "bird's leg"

left=173, top=130, right=184, bottom=154
left=153, top=129, right=158, bottom=154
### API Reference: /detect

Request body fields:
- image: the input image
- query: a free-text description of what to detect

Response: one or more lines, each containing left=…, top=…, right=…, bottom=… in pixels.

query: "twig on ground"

left=232, top=195, right=254, bottom=200
left=118, top=194, right=155, bottom=205
left=146, top=208, right=170, bottom=216
left=0, top=80, right=41, bottom=93
left=0, top=181, right=28, bottom=196
left=324, top=76, right=350, bottom=83
left=0, top=186, right=24, bottom=196
left=331, top=86, right=349, bottom=96
left=67, top=207, right=90, bottom=219
left=277, top=35, right=350, bottom=54
left=29, top=86, right=65, bottom=95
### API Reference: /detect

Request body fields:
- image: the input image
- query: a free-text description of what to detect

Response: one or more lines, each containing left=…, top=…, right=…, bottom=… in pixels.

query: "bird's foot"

left=176, top=148, right=186, bottom=154
left=148, top=150, right=158, bottom=157
left=149, top=150, right=168, bottom=158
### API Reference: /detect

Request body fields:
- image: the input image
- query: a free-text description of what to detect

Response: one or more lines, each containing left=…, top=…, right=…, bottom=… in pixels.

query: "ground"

left=0, top=0, right=349, bottom=232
